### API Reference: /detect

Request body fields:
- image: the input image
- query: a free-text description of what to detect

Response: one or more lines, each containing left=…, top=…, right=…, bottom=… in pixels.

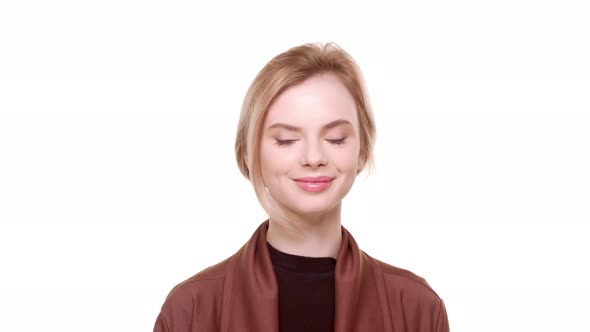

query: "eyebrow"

left=267, top=119, right=353, bottom=132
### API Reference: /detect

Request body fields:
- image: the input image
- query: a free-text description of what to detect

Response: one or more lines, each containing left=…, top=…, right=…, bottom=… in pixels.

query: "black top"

left=267, top=242, right=337, bottom=332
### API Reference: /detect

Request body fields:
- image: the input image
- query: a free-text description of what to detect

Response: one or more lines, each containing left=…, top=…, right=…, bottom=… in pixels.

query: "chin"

left=289, top=199, right=341, bottom=216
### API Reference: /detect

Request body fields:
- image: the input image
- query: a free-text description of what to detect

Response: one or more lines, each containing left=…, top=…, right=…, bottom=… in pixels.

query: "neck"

left=265, top=205, right=342, bottom=259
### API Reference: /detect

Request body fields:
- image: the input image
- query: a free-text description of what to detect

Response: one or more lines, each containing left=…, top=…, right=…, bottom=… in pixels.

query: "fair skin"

left=259, top=73, right=363, bottom=259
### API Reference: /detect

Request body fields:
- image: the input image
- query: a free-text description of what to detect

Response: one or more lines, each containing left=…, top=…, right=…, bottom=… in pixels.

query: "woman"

left=154, top=42, right=450, bottom=332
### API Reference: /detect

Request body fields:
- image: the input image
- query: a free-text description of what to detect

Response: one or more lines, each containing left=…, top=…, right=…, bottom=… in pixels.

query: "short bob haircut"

left=234, top=42, right=376, bottom=222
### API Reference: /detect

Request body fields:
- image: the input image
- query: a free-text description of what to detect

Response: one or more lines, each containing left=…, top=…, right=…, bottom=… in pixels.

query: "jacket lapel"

left=220, top=220, right=279, bottom=331
left=334, top=226, right=391, bottom=332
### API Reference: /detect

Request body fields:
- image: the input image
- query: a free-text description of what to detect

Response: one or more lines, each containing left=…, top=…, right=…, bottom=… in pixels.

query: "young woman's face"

left=260, top=73, right=362, bottom=219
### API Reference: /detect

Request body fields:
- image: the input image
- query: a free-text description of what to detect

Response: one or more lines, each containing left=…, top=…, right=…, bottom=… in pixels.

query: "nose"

left=300, top=140, right=327, bottom=168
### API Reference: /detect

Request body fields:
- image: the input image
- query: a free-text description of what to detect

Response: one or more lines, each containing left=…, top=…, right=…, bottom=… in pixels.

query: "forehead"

left=264, top=74, right=358, bottom=130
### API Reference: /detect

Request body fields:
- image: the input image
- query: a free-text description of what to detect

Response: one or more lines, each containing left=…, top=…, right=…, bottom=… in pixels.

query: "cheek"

left=260, top=143, right=293, bottom=175
left=333, top=146, right=360, bottom=171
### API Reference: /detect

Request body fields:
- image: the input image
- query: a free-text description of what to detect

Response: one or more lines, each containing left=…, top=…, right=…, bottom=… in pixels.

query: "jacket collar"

left=220, top=220, right=391, bottom=332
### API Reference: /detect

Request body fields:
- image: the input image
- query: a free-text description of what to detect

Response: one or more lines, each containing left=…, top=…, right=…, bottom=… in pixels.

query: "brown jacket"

left=154, top=220, right=450, bottom=332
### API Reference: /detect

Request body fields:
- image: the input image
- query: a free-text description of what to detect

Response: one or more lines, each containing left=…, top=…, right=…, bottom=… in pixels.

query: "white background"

left=1, top=1, right=589, bottom=331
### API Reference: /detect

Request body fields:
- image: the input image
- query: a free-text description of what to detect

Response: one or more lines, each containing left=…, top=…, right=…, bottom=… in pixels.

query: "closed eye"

left=275, top=139, right=297, bottom=146
left=327, top=138, right=346, bottom=145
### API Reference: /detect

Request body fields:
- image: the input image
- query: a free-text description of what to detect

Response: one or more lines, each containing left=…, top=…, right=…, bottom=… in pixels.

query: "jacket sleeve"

left=152, top=284, right=197, bottom=332
left=436, top=299, right=450, bottom=332
left=153, top=313, right=170, bottom=332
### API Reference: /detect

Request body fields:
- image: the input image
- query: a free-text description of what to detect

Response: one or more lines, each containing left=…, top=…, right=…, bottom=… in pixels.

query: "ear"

left=357, top=153, right=366, bottom=174
left=242, top=151, right=253, bottom=179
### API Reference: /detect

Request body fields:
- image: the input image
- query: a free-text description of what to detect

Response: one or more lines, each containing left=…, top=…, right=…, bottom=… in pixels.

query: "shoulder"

left=364, top=253, right=450, bottom=330
left=155, top=256, right=234, bottom=332
left=364, top=251, right=445, bottom=307
left=165, top=255, right=231, bottom=301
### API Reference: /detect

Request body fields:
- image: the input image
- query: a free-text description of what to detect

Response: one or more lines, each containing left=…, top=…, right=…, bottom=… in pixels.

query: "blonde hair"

left=234, top=42, right=376, bottom=223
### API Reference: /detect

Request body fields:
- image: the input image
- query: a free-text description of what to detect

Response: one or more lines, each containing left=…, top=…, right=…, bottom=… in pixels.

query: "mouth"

left=293, top=177, right=334, bottom=192
left=293, top=176, right=335, bottom=183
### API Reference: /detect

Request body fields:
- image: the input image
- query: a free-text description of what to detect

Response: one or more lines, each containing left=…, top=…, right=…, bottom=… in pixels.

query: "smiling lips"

left=293, top=176, right=334, bottom=192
